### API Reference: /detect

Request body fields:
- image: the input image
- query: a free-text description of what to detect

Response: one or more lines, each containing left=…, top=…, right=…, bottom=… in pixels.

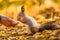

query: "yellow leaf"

left=11, top=31, right=17, bottom=34
left=18, top=36, right=24, bottom=40
left=0, top=32, right=6, bottom=37
left=1, top=34, right=6, bottom=37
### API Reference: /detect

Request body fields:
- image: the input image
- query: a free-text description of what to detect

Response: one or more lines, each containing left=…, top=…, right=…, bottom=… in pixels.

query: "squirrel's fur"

left=17, top=6, right=39, bottom=34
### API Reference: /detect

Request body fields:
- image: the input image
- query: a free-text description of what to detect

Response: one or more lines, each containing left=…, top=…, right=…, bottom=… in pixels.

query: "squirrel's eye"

left=18, top=14, right=21, bottom=16
left=19, top=15, right=20, bottom=16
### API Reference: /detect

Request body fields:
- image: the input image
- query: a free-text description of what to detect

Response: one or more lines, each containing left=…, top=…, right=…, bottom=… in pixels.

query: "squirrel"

left=17, top=6, right=39, bottom=34
left=17, top=5, right=60, bottom=34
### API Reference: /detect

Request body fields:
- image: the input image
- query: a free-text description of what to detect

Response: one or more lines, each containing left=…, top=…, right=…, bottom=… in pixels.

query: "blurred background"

left=0, top=0, right=60, bottom=23
left=0, top=0, right=60, bottom=19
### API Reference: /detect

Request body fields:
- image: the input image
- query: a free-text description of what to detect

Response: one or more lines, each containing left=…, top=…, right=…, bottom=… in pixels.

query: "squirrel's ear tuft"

left=21, top=5, right=24, bottom=12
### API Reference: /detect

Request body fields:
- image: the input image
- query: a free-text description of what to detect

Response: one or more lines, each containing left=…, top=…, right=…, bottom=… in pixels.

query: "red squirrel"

left=0, top=15, right=19, bottom=27
left=17, top=6, right=39, bottom=34
left=17, top=6, right=60, bottom=34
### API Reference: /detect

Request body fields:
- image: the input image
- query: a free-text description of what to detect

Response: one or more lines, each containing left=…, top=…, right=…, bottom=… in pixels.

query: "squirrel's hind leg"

left=25, top=25, right=33, bottom=35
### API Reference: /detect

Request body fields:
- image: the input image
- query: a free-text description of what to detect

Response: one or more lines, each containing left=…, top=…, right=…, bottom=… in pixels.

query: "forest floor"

left=0, top=25, right=60, bottom=40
